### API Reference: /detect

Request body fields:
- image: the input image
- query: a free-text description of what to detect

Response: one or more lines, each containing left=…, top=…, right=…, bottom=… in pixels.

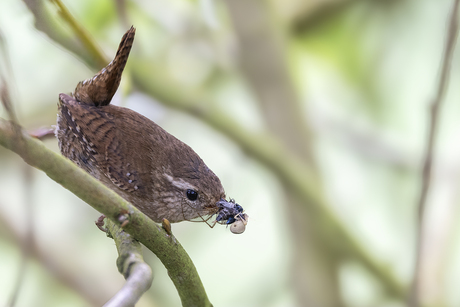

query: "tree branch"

left=103, top=219, right=153, bottom=307
left=410, top=0, right=460, bottom=306
left=0, top=119, right=212, bottom=307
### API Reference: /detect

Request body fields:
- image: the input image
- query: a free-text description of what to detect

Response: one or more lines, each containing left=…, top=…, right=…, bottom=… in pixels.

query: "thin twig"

left=104, top=219, right=153, bottom=307
left=48, top=0, right=107, bottom=68
left=410, top=1, right=460, bottom=306
left=21, top=0, right=100, bottom=68
left=28, top=126, right=56, bottom=140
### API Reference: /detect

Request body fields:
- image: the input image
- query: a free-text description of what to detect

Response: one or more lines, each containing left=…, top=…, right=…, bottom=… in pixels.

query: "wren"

left=55, top=27, right=247, bottom=233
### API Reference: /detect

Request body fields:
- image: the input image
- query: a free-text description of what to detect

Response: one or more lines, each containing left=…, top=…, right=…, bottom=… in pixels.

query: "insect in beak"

left=215, top=199, right=248, bottom=234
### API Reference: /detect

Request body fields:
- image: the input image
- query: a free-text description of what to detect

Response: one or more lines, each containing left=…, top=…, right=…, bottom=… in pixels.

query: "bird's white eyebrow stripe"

left=164, top=174, right=198, bottom=190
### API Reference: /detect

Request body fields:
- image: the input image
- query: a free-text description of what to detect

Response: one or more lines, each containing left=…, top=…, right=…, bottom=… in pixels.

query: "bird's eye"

left=186, top=189, right=198, bottom=201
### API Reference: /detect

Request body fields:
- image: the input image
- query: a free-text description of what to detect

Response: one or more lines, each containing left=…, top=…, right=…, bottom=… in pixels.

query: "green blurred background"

left=0, top=0, right=460, bottom=306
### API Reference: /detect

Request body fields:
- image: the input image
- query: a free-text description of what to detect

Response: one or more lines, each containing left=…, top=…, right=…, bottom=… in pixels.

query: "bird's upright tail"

left=72, top=26, right=136, bottom=107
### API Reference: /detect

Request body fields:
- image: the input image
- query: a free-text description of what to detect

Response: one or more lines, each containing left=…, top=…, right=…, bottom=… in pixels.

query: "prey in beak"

left=214, top=199, right=248, bottom=234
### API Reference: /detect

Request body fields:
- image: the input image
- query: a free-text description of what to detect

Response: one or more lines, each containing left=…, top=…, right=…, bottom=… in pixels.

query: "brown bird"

left=55, top=27, right=247, bottom=233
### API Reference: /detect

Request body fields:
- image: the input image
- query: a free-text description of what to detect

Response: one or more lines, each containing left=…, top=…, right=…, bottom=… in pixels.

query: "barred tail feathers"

left=73, top=26, right=136, bottom=107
